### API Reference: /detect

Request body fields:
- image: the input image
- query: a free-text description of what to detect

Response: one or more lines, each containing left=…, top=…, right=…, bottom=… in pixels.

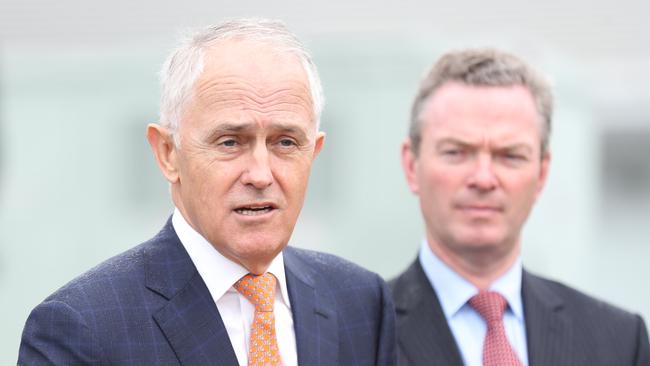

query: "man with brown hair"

left=390, top=48, right=649, bottom=366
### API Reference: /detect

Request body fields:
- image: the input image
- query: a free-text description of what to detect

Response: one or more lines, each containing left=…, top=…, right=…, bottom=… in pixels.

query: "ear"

left=535, top=151, right=551, bottom=198
left=146, top=123, right=180, bottom=184
left=401, top=138, right=420, bottom=194
left=312, top=131, right=326, bottom=159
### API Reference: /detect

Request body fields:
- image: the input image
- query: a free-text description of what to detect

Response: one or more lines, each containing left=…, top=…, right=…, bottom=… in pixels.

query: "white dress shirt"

left=172, top=209, right=297, bottom=366
left=419, top=240, right=529, bottom=366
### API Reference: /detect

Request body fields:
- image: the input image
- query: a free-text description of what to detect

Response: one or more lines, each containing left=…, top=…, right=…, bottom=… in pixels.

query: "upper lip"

left=457, top=204, right=502, bottom=211
left=233, top=201, right=278, bottom=210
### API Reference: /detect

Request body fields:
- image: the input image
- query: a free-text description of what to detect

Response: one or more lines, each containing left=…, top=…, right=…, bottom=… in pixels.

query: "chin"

left=455, top=230, right=508, bottom=250
left=235, top=234, right=288, bottom=259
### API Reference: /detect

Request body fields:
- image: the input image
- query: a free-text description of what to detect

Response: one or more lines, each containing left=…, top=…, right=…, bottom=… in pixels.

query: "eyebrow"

left=204, top=122, right=253, bottom=142
left=268, top=124, right=309, bottom=141
left=495, top=145, right=534, bottom=154
left=436, top=138, right=534, bottom=154
left=435, top=138, right=473, bottom=149
left=205, top=121, right=310, bottom=142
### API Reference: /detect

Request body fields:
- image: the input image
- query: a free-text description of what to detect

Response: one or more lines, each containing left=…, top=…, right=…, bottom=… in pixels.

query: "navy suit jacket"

left=19, top=220, right=396, bottom=365
left=389, top=259, right=650, bottom=366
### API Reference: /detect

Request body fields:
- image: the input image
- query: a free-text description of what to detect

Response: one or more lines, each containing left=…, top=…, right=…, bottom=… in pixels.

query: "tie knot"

left=469, top=291, right=508, bottom=323
left=233, top=272, right=277, bottom=312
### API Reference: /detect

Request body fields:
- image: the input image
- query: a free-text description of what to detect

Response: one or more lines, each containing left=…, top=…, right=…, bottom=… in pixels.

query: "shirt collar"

left=172, top=208, right=291, bottom=308
left=490, top=254, right=524, bottom=320
left=418, top=239, right=523, bottom=320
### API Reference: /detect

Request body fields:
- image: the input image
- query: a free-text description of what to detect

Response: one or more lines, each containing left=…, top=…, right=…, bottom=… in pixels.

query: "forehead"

left=183, top=39, right=315, bottom=130
left=199, top=39, right=310, bottom=96
left=421, top=82, right=541, bottom=145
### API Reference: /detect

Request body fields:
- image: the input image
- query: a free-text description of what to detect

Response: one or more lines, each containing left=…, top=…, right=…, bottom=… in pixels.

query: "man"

left=390, top=49, right=649, bottom=366
left=19, top=19, right=395, bottom=366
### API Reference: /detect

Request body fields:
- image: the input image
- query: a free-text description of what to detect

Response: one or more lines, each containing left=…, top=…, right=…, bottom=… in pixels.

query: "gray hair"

left=159, top=18, right=324, bottom=142
left=409, top=48, right=553, bottom=155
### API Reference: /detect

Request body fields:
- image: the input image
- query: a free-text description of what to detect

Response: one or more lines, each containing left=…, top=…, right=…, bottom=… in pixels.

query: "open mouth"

left=234, top=204, right=276, bottom=216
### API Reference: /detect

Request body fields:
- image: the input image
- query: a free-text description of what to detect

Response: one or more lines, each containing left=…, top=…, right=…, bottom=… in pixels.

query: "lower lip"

left=233, top=208, right=277, bottom=221
left=458, top=207, right=501, bottom=217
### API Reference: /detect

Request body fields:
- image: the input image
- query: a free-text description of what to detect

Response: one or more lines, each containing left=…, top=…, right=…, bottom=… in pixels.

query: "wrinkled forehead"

left=175, top=40, right=315, bottom=134
left=202, top=40, right=309, bottom=92
left=191, top=39, right=314, bottom=118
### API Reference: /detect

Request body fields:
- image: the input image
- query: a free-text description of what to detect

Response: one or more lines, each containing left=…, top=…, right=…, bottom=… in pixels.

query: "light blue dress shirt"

left=418, top=241, right=528, bottom=366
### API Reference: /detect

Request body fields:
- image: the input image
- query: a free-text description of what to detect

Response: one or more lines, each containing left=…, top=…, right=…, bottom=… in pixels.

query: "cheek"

left=274, top=158, right=313, bottom=191
left=505, top=174, right=542, bottom=215
left=420, top=168, right=460, bottom=201
left=514, top=169, right=542, bottom=194
left=188, top=165, right=237, bottom=204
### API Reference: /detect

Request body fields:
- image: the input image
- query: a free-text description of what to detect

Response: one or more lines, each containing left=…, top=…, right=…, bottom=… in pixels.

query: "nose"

left=467, top=154, right=498, bottom=192
left=240, top=144, right=274, bottom=189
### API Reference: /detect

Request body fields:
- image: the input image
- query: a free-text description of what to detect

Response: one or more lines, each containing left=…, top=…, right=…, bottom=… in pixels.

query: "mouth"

left=457, top=204, right=503, bottom=214
left=233, top=203, right=277, bottom=216
left=462, top=205, right=501, bottom=211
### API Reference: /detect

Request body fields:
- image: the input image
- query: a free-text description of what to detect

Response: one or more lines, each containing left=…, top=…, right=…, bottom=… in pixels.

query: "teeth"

left=235, top=207, right=272, bottom=216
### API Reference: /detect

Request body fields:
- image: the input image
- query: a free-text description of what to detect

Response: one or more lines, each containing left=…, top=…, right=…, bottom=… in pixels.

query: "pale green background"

left=2, top=0, right=650, bottom=364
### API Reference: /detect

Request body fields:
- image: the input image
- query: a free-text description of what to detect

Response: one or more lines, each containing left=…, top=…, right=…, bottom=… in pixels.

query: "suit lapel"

left=283, top=247, right=339, bottom=366
left=523, top=270, right=575, bottom=366
left=393, top=260, right=464, bottom=366
left=145, top=220, right=239, bottom=366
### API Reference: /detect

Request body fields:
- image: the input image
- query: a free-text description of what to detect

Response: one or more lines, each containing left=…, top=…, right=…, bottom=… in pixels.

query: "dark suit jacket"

left=19, top=220, right=395, bottom=365
left=389, top=259, right=650, bottom=366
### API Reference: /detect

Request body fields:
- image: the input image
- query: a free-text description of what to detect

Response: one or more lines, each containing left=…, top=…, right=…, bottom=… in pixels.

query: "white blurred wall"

left=2, top=0, right=650, bottom=363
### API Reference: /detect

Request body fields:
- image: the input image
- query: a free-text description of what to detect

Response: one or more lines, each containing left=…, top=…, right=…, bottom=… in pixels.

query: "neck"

left=427, top=236, right=520, bottom=291
left=240, top=259, right=273, bottom=276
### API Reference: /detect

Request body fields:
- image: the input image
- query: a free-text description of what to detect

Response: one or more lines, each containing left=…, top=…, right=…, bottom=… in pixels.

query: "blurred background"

left=1, top=0, right=649, bottom=362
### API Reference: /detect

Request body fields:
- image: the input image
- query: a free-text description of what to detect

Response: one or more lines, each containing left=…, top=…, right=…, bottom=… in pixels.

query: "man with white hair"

left=19, top=19, right=395, bottom=366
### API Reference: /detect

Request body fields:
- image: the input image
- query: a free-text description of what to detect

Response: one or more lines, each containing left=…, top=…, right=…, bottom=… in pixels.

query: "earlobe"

left=401, top=139, right=420, bottom=194
left=146, top=123, right=180, bottom=184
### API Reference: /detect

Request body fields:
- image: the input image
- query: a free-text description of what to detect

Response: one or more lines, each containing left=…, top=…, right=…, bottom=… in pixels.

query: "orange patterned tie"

left=233, top=273, right=282, bottom=366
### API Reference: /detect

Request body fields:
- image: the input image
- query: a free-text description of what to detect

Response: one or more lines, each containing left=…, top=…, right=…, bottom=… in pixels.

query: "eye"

left=216, top=138, right=238, bottom=147
left=278, top=138, right=297, bottom=148
left=440, top=148, right=466, bottom=159
left=503, top=153, right=527, bottom=161
left=443, top=149, right=461, bottom=156
left=498, top=151, right=530, bottom=167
